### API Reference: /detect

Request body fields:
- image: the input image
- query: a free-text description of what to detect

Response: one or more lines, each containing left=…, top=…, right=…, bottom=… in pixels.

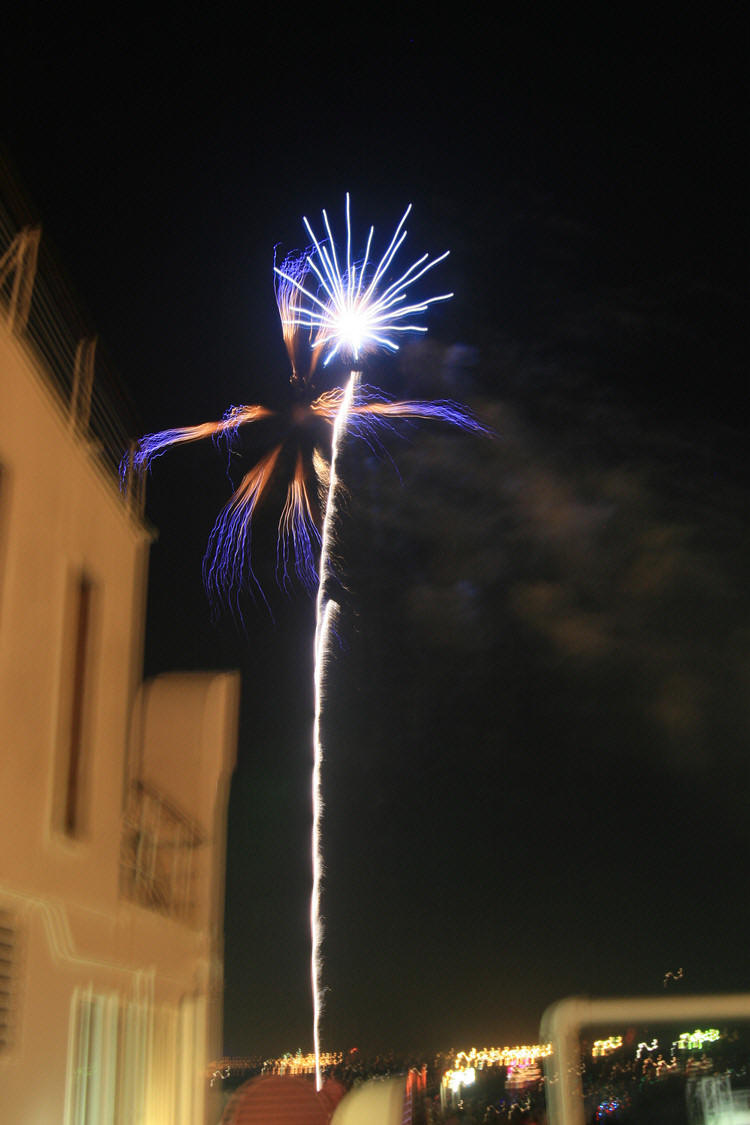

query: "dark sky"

left=3, top=11, right=747, bottom=1056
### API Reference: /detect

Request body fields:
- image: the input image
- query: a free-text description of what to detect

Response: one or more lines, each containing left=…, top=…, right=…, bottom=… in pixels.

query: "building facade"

left=0, top=183, right=239, bottom=1123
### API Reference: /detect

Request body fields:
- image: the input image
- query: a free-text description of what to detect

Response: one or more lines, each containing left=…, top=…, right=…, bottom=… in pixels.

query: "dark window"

left=55, top=572, right=95, bottom=839
left=0, top=908, right=16, bottom=1055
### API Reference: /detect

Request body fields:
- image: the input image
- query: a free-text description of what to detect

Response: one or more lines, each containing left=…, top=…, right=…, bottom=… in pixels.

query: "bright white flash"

left=274, top=194, right=453, bottom=366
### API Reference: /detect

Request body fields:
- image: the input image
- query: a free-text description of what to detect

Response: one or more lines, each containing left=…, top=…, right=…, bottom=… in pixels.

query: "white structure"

left=0, top=188, right=239, bottom=1123
left=541, top=993, right=750, bottom=1125
left=331, top=1075, right=411, bottom=1124
left=691, top=1075, right=750, bottom=1125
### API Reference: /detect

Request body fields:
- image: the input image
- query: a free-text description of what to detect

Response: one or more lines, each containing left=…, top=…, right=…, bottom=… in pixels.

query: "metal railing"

left=1, top=167, right=144, bottom=514
left=119, top=780, right=205, bottom=925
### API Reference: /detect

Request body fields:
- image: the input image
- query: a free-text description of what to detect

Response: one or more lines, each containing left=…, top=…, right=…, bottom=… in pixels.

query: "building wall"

left=0, top=222, right=239, bottom=1123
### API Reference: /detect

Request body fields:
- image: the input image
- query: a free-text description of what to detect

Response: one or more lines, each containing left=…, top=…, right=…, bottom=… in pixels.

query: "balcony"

left=119, top=780, right=205, bottom=925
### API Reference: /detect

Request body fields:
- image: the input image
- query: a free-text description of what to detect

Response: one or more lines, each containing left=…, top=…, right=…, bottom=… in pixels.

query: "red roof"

left=221, top=1074, right=344, bottom=1125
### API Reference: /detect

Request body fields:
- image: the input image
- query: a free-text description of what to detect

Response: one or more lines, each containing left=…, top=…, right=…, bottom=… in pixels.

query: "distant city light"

left=268, top=1049, right=343, bottom=1075
left=592, top=1036, right=623, bottom=1057
left=676, top=1028, right=720, bottom=1051
left=447, top=1066, right=476, bottom=1093
left=206, top=1050, right=343, bottom=1078
left=596, top=1099, right=622, bottom=1119
left=441, top=1044, right=552, bottom=1099
left=448, top=1043, right=552, bottom=1074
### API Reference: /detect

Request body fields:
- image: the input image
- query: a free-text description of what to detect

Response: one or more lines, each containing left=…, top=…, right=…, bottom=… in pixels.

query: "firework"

left=124, top=198, right=484, bottom=609
left=274, top=193, right=453, bottom=366
left=124, top=197, right=486, bottom=1087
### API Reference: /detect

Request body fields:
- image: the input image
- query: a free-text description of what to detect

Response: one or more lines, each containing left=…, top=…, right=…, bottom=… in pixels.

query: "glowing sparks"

left=125, top=390, right=483, bottom=611
left=274, top=193, right=453, bottom=366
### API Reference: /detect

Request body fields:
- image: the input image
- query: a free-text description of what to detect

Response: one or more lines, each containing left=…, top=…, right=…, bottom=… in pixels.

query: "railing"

left=0, top=168, right=144, bottom=514
left=119, top=780, right=205, bottom=925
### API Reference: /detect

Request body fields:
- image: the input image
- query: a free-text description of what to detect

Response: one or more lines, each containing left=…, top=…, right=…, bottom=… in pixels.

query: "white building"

left=0, top=181, right=239, bottom=1123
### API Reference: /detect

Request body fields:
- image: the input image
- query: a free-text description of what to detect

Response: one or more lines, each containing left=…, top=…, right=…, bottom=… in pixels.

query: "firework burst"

left=124, top=197, right=485, bottom=611
left=274, top=193, right=453, bottom=366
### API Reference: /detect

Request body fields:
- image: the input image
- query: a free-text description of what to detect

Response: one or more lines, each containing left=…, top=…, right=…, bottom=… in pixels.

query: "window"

left=65, top=989, right=184, bottom=1124
left=65, top=988, right=118, bottom=1125
left=0, top=907, right=16, bottom=1055
left=54, top=572, right=96, bottom=839
left=0, top=463, right=8, bottom=629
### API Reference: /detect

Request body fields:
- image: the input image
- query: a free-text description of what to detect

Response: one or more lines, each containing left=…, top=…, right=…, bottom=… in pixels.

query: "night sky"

left=3, top=12, right=747, bottom=1056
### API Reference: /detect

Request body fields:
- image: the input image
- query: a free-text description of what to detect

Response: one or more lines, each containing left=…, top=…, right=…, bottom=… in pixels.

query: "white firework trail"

left=311, top=371, right=357, bottom=1090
